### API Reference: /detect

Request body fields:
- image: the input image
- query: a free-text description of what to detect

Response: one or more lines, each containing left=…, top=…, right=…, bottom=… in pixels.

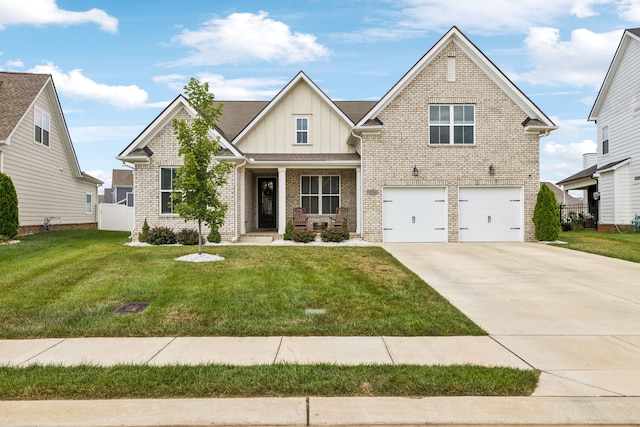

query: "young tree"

left=533, top=183, right=561, bottom=242
left=172, top=78, right=233, bottom=254
left=0, top=172, right=19, bottom=240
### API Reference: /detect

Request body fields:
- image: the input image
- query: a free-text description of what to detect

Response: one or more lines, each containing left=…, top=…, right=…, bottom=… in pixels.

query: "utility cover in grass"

left=175, top=253, right=224, bottom=262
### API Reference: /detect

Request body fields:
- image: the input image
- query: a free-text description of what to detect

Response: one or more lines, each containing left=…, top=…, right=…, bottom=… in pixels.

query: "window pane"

left=297, top=131, right=308, bottom=144
left=35, top=108, right=42, bottom=127
left=42, top=113, right=50, bottom=130
left=454, top=106, right=463, bottom=123
left=440, top=106, right=449, bottom=123
left=463, top=126, right=474, bottom=144
left=35, top=126, right=42, bottom=143
left=454, top=126, right=463, bottom=144
left=42, top=130, right=50, bottom=146
left=331, top=176, right=339, bottom=194
left=302, top=196, right=318, bottom=214
left=302, top=176, right=310, bottom=194
left=429, top=106, right=439, bottom=123
left=431, top=126, right=449, bottom=144
left=297, top=118, right=307, bottom=131
left=322, top=176, right=331, bottom=194
left=323, top=196, right=339, bottom=214
left=310, top=176, right=318, bottom=194
left=464, top=106, right=474, bottom=124
left=161, top=192, right=172, bottom=213
left=161, top=168, right=173, bottom=190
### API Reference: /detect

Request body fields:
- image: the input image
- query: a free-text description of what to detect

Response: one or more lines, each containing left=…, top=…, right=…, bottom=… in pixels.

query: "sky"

left=1, top=0, right=638, bottom=193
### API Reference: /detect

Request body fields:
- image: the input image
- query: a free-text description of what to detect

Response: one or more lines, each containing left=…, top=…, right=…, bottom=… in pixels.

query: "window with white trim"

left=429, top=105, right=475, bottom=144
left=296, top=117, right=309, bottom=144
left=34, top=107, right=50, bottom=147
left=602, top=125, right=609, bottom=155
left=85, top=193, right=92, bottom=214
left=160, top=167, right=181, bottom=214
left=301, top=175, right=339, bottom=214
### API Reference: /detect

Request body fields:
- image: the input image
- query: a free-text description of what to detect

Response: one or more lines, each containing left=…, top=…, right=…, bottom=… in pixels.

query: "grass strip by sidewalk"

left=0, top=364, right=539, bottom=400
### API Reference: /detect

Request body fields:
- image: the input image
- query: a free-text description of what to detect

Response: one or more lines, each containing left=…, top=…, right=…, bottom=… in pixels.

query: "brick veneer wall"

left=131, top=111, right=236, bottom=241
left=361, top=42, right=541, bottom=242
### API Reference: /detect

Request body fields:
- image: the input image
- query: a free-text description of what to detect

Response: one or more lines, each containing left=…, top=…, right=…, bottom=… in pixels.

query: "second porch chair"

left=329, top=207, right=348, bottom=228
left=292, top=207, right=310, bottom=230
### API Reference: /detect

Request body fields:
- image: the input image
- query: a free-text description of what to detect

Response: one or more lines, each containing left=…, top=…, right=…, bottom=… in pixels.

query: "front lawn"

left=557, top=230, right=640, bottom=263
left=0, top=230, right=483, bottom=338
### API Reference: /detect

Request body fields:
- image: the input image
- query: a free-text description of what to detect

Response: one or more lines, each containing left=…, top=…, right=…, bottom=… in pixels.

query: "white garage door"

left=458, top=187, right=523, bottom=242
left=383, top=187, right=447, bottom=242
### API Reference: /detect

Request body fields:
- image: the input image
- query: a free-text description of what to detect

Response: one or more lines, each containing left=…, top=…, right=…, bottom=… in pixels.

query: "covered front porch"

left=235, top=155, right=361, bottom=238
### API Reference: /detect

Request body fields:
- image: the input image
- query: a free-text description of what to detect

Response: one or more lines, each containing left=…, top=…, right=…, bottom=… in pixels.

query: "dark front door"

left=258, top=178, right=276, bottom=229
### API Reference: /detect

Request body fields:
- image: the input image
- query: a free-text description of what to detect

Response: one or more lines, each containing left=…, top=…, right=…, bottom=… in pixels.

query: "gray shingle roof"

left=629, top=28, right=640, bottom=37
left=0, top=72, right=49, bottom=141
left=556, top=165, right=597, bottom=185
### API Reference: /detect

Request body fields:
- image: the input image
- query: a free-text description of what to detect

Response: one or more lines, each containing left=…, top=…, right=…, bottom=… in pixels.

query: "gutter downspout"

left=120, top=161, right=136, bottom=238
left=234, top=158, right=247, bottom=242
left=351, top=131, right=363, bottom=237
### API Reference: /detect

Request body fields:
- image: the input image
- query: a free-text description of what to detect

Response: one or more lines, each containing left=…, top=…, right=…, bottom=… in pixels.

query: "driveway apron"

left=382, top=242, right=640, bottom=396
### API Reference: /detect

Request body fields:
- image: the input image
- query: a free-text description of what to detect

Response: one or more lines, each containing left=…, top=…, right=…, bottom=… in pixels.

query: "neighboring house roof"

left=112, top=169, right=133, bottom=187
left=356, top=26, right=557, bottom=133
left=0, top=71, right=102, bottom=185
left=557, top=165, right=598, bottom=185
left=0, top=72, right=49, bottom=142
left=542, top=182, right=582, bottom=204
left=595, top=157, right=631, bottom=174
left=589, top=28, right=640, bottom=122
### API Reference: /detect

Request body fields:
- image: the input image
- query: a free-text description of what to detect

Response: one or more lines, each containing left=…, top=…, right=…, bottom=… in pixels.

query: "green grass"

left=556, top=230, right=640, bottom=263
left=0, top=230, right=483, bottom=338
left=0, top=364, right=538, bottom=400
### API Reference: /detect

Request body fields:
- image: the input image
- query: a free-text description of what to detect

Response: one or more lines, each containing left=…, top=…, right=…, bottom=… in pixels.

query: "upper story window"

left=34, top=107, right=50, bottom=147
left=296, top=117, right=309, bottom=144
left=160, top=167, right=181, bottom=214
left=301, top=175, right=339, bottom=215
left=602, top=125, right=609, bottom=155
left=429, top=105, right=475, bottom=145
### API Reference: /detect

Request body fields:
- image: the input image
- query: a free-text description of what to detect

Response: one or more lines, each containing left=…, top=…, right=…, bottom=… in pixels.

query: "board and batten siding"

left=236, top=80, right=355, bottom=154
left=2, top=87, right=98, bottom=227
left=596, top=37, right=640, bottom=221
left=614, top=163, right=631, bottom=223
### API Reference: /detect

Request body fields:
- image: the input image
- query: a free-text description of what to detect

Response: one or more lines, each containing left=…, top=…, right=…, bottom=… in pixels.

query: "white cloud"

left=29, top=63, right=148, bottom=108
left=541, top=139, right=597, bottom=180
left=543, top=139, right=597, bottom=160
left=514, top=27, right=622, bottom=88
left=69, top=125, right=143, bottom=144
left=570, top=0, right=612, bottom=17
left=618, top=0, right=640, bottom=20
left=0, top=0, right=118, bottom=33
left=153, top=73, right=287, bottom=100
left=84, top=169, right=111, bottom=191
left=170, top=11, right=330, bottom=66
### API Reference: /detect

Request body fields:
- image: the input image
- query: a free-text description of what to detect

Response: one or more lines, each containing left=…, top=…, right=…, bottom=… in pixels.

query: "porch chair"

left=292, top=207, right=310, bottom=230
left=330, top=207, right=348, bottom=228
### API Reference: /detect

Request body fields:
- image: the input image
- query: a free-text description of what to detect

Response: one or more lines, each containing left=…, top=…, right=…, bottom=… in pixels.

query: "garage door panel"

left=383, top=188, right=447, bottom=243
left=459, top=187, right=522, bottom=242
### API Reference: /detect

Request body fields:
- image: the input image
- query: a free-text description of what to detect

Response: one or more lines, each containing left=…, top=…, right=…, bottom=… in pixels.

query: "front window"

left=85, top=193, right=92, bottom=214
left=160, top=167, right=180, bottom=214
left=35, top=107, right=50, bottom=146
left=301, top=175, right=339, bottom=214
left=602, top=125, right=609, bottom=155
left=429, top=105, right=474, bottom=144
left=296, top=117, right=309, bottom=144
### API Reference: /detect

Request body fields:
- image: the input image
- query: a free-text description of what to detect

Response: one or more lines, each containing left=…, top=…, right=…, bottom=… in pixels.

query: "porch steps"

left=236, top=235, right=276, bottom=245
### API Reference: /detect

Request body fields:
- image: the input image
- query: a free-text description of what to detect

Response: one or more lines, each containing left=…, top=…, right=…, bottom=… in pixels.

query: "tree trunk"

left=198, top=220, right=203, bottom=255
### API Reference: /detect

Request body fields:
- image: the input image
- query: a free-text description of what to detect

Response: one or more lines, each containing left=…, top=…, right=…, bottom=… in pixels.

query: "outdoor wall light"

left=489, top=164, right=495, bottom=175
left=413, top=165, right=419, bottom=177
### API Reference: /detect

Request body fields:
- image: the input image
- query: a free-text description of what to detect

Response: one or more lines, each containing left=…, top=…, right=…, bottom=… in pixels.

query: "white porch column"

left=278, top=167, right=287, bottom=234
left=356, top=166, right=362, bottom=236
left=239, top=167, right=246, bottom=235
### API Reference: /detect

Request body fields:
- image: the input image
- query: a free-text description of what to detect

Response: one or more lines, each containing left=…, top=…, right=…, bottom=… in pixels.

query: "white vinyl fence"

left=98, top=203, right=134, bottom=232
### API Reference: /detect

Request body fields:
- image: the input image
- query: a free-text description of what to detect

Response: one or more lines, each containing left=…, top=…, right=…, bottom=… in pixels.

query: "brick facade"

left=360, top=41, right=540, bottom=242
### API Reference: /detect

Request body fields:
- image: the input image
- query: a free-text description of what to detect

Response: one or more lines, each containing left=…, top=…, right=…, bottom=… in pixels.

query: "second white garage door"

left=383, top=187, right=447, bottom=242
left=458, top=187, right=523, bottom=242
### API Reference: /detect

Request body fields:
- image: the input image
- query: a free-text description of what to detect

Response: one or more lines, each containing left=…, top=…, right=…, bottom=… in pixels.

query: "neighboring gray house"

left=103, top=169, right=134, bottom=206
left=118, top=27, right=556, bottom=243
left=0, top=71, right=102, bottom=235
left=558, top=28, right=640, bottom=231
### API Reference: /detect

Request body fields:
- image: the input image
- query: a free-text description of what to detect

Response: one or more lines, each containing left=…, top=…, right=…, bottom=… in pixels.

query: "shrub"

left=177, top=228, right=200, bottom=245
left=561, top=222, right=572, bottom=232
left=291, top=228, right=316, bottom=243
left=340, top=219, right=350, bottom=240
left=321, top=227, right=347, bottom=243
left=147, top=226, right=177, bottom=245
left=533, top=184, right=560, bottom=241
left=284, top=218, right=294, bottom=240
left=0, top=172, right=19, bottom=240
left=139, top=218, right=150, bottom=242
left=208, top=228, right=221, bottom=243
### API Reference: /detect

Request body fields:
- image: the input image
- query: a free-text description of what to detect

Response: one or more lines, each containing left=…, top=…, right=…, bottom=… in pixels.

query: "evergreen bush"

left=340, top=219, right=350, bottom=240
left=208, top=228, right=222, bottom=243
left=284, top=218, right=294, bottom=240
left=147, top=226, right=177, bottom=245
left=533, top=184, right=560, bottom=241
left=0, top=172, right=19, bottom=240
left=291, top=228, right=316, bottom=243
left=139, top=218, right=150, bottom=242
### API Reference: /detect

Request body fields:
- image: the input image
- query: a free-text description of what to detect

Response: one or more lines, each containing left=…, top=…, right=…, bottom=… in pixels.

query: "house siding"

left=3, top=85, right=98, bottom=230
left=596, top=36, right=640, bottom=222
left=237, top=80, right=356, bottom=155
left=361, top=41, right=539, bottom=242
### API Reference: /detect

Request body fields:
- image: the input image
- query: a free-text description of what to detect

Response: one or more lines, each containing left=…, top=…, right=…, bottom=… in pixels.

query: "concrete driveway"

left=382, top=242, right=640, bottom=396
